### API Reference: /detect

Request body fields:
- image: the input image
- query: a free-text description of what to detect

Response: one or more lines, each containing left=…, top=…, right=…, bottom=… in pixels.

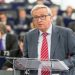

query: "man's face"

left=0, top=14, right=7, bottom=22
left=32, top=8, right=52, bottom=32
left=51, top=7, right=58, bottom=17
left=19, top=10, right=26, bottom=19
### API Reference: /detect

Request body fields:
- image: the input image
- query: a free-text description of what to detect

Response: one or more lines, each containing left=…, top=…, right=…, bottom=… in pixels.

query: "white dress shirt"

left=2, top=34, right=6, bottom=50
left=38, top=25, right=52, bottom=75
left=38, top=25, right=52, bottom=60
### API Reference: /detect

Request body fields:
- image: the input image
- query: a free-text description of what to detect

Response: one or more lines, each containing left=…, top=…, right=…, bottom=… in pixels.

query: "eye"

left=33, top=14, right=50, bottom=21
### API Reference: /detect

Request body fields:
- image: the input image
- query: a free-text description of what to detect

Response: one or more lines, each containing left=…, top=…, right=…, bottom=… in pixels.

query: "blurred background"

left=0, top=0, right=75, bottom=36
left=0, top=0, right=75, bottom=75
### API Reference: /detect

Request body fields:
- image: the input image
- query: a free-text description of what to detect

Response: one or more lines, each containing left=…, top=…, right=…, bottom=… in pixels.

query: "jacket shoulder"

left=56, top=26, right=73, bottom=32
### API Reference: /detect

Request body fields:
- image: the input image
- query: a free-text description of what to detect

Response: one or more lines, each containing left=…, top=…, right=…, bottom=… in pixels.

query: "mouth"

left=38, top=24, right=43, bottom=26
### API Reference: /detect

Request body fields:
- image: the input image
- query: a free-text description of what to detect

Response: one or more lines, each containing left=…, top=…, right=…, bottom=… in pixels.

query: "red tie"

left=40, top=32, right=51, bottom=75
left=41, top=32, right=49, bottom=60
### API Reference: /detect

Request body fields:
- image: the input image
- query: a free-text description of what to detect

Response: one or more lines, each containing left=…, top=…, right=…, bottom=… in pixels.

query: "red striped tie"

left=41, top=32, right=49, bottom=60
left=41, top=32, right=51, bottom=75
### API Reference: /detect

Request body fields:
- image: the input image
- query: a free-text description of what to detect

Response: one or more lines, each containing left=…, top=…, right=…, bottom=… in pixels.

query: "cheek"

left=32, top=21, right=38, bottom=28
left=33, top=21, right=37, bottom=26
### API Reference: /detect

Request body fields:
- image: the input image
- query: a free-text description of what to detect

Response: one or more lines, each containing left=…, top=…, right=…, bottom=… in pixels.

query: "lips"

left=38, top=24, right=43, bottom=26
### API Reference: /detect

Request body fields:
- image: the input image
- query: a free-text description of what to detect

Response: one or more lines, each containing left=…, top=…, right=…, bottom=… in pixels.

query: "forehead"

left=0, top=14, right=6, bottom=17
left=19, top=10, right=25, bottom=13
left=32, top=8, right=48, bottom=16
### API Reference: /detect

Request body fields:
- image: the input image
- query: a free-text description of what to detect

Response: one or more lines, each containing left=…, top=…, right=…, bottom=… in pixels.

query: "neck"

left=0, top=32, right=4, bottom=39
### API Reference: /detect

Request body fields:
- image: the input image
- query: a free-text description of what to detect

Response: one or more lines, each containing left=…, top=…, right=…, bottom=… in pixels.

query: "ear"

left=50, top=16, right=53, bottom=22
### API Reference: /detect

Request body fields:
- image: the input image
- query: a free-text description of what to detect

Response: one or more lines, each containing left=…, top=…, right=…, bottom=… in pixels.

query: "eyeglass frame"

left=32, top=14, right=51, bottom=21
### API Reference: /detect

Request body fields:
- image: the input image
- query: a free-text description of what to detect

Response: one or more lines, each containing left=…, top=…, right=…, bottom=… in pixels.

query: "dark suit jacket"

left=6, top=33, right=18, bottom=57
left=0, top=33, right=19, bottom=69
left=24, top=25, right=75, bottom=75
left=14, top=18, right=31, bottom=34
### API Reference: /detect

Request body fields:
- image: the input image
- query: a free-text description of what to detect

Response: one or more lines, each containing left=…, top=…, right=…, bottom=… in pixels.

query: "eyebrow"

left=33, top=13, right=51, bottom=17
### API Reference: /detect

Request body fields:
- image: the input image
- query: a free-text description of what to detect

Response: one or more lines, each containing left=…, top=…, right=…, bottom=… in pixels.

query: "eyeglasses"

left=33, top=14, right=51, bottom=21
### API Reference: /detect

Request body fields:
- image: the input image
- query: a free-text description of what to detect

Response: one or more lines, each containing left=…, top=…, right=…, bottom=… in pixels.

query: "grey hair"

left=31, top=4, right=52, bottom=16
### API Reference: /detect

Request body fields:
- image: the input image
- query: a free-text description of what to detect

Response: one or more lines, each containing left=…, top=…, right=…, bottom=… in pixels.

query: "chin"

left=39, top=28, right=46, bottom=32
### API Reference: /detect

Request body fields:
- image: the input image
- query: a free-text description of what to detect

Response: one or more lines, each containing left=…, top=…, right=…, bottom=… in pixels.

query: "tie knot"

left=42, top=32, right=48, bottom=37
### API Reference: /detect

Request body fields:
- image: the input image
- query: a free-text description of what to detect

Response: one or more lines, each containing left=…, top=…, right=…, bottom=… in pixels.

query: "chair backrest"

left=68, top=21, right=75, bottom=32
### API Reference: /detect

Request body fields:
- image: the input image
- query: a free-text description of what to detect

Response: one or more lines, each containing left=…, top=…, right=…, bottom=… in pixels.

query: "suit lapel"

left=30, top=29, right=39, bottom=58
left=30, top=27, right=60, bottom=58
left=6, top=34, right=10, bottom=50
left=50, top=26, right=60, bottom=59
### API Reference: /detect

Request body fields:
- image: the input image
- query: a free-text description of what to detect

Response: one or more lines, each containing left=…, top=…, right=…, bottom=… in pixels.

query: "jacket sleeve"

left=63, top=29, right=75, bottom=68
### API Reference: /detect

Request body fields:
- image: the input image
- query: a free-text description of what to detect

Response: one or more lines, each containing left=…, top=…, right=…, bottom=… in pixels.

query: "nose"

left=37, top=18, right=42, bottom=22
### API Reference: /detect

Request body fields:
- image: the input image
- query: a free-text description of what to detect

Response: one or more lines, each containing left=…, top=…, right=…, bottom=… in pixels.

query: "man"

left=0, top=24, right=18, bottom=69
left=0, top=13, right=15, bottom=34
left=50, top=5, right=65, bottom=27
left=24, top=4, right=75, bottom=75
left=15, top=8, right=31, bottom=35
